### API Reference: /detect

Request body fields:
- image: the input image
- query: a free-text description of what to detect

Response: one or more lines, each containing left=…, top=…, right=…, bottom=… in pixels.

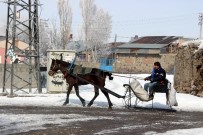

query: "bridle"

left=48, top=60, right=60, bottom=76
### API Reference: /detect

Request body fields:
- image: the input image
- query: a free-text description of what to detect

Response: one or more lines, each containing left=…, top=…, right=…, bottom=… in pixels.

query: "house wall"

left=114, top=54, right=176, bottom=74
left=0, top=47, right=11, bottom=64
left=77, top=61, right=100, bottom=68
left=0, top=48, right=4, bottom=64
left=0, top=40, right=29, bottom=64
left=76, top=52, right=175, bottom=74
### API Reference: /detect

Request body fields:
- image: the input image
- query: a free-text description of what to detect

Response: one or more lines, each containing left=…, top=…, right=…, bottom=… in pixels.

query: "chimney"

left=130, top=35, right=138, bottom=42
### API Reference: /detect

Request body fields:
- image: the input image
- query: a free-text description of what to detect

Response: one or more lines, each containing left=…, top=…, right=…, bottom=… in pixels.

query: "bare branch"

left=57, top=0, right=72, bottom=50
left=79, top=0, right=112, bottom=62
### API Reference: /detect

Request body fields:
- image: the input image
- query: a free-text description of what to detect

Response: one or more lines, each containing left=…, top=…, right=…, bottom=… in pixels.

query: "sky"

left=0, top=0, right=203, bottom=42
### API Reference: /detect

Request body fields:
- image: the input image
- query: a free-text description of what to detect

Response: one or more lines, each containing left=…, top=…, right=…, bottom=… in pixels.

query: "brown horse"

left=48, top=59, right=114, bottom=109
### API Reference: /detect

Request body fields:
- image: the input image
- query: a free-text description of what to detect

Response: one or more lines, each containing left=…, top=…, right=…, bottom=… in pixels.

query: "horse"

left=48, top=59, right=114, bottom=109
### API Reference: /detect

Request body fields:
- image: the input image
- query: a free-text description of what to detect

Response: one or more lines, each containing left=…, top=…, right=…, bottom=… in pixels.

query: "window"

left=78, top=54, right=86, bottom=61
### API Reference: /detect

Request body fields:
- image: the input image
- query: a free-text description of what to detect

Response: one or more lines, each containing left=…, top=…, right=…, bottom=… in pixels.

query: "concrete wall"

left=174, top=46, right=203, bottom=97
left=0, top=64, right=37, bottom=89
left=114, top=54, right=176, bottom=74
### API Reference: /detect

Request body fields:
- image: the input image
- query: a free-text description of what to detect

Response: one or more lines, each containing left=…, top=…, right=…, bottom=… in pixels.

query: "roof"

left=132, top=36, right=179, bottom=44
left=0, top=36, right=5, bottom=41
left=0, top=39, right=30, bottom=50
left=117, top=43, right=168, bottom=49
left=67, top=41, right=126, bottom=53
left=105, top=42, right=126, bottom=48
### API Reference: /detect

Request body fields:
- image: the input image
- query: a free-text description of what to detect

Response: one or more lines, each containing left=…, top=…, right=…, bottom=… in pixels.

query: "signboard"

left=7, top=47, right=18, bottom=63
left=47, top=50, right=76, bottom=93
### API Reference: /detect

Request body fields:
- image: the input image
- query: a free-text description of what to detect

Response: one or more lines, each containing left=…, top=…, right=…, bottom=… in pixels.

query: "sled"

left=123, top=79, right=178, bottom=110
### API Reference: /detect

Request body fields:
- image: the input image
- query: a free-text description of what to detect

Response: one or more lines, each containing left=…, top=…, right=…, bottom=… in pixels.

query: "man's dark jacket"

left=147, top=67, right=166, bottom=83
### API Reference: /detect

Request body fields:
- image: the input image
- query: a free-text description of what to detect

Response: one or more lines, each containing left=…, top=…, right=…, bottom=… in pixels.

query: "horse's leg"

left=63, top=84, right=73, bottom=105
left=74, top=85, right=86, bottom=107
left=87, top=86, right=99, bottom=107
left=101, top=89, right=113, bottom=109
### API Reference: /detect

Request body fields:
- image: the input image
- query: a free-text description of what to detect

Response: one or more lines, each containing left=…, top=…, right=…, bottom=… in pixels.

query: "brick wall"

left=114, top=54, right=176, bottom=74
left=76, top=61, right=100, bottom=68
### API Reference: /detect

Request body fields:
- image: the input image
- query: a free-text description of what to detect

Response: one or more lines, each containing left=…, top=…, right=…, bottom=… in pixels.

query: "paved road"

left=0, top=106, right=203, bottom=135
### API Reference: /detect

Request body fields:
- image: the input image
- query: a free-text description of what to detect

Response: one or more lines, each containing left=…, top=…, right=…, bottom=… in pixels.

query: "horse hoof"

left=82, top=101, right=86, bottom=107
left=63, top=102, right=68, bottom=106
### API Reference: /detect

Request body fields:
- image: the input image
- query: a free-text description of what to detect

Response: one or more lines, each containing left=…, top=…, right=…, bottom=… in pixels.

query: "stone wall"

left=174, top=46, right=203, bottom=97
left=114, top=54, right=176, bottom=74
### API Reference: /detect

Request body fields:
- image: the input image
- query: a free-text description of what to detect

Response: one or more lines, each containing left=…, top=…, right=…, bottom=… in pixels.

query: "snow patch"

left=94, top=125, right=147, bottom=135
left=0, top=113, right=114, bottom=135
left=144, top=128, right=203, bottom=135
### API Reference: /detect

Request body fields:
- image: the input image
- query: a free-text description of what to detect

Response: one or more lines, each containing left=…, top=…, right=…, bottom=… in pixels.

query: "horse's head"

left=48, top=59, right=71, bottom=77
left=48, top=59, right=61, bottom=76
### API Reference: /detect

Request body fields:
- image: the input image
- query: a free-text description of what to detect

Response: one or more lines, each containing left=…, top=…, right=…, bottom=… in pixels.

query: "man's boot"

left=149, top=91, right=154, bottom=100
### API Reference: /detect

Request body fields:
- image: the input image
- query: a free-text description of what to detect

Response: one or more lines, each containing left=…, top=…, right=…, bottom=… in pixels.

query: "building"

left=115, top=36, right=183, bottom=73
left=0, top=36, right=30, bottom=64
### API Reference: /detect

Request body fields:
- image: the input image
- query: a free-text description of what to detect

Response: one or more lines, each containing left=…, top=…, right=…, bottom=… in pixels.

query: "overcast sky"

left=0, top=0, right=203, bottom=41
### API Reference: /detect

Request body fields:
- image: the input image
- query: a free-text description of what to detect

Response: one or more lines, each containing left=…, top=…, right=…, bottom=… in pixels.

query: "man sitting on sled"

left=144, top=62, right=166, bottom=99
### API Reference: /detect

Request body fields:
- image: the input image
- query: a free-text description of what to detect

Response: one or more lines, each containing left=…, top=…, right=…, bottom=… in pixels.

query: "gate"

left=99, top=58, right=114, bottom=71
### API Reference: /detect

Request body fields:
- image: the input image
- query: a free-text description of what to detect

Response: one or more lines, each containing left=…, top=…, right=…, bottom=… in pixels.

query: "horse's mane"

left=55, top=59, right=73, bottom=67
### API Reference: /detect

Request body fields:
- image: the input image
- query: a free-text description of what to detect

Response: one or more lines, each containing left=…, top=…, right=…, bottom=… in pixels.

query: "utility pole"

left=114, top=34, right=117, bottom=72
left=113, top=34, right=117, bottom=59
left=3, top=0, right=42, bottom=96
left=199, top=13, right=203, bottom=39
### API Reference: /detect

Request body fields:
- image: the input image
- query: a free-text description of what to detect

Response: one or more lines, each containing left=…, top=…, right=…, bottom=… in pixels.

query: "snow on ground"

left=0, top=74, right=203, bottom=112
left=0, top=113, right=114, bottom=135
left=1, top=74, right=203, bottom=134
left=145, top=128, right=203, bottom=135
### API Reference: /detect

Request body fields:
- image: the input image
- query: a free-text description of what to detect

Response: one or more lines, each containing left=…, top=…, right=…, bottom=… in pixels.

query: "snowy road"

left=0, top=106, right=203, bottom=135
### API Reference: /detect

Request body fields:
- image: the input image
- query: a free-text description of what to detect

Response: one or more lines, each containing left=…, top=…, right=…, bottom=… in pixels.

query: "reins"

left=111, top=74, right=145, bottom=80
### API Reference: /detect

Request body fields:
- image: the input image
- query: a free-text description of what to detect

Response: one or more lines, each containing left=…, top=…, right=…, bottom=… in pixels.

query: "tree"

left=50, top=19, right=60, bottom=50
left=39, top=20, right=51, bottom=65
left=80, top=0, right=97, bottom=42
left=80, top=0, right=112, bottom=62
left=90, top=9, right=112, bottom=60
left=57, top=0, right=72, bottom=50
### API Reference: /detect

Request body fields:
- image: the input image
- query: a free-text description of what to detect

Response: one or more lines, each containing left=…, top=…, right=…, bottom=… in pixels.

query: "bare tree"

left=80, top=0, right=97, bottom=42
left=57, top=0, right=72, bottom=50
left=39, top=20, right=51, bottom=65
left=50, top=19, right=60, bottom=50
left=90, top=9, right=112, bottom=61
left=80, top=0, right=112, bottom=62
